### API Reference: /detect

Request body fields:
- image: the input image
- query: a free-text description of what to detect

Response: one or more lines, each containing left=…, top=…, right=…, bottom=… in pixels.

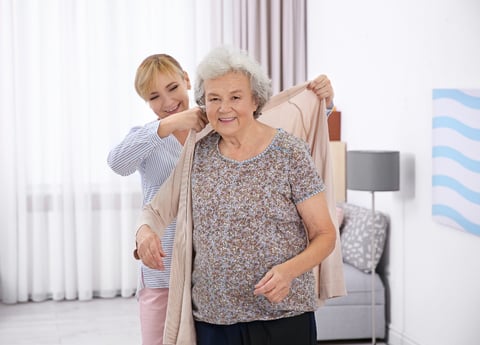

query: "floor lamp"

left=346, top=150, right=400, bottom=345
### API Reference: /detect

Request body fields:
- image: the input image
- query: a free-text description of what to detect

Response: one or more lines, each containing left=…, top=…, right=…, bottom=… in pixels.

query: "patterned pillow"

left=339, top=203, right=388, bottom=273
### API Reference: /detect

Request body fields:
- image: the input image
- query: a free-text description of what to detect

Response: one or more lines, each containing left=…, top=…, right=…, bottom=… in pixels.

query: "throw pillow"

left=339, top=203, right=388, bottom=273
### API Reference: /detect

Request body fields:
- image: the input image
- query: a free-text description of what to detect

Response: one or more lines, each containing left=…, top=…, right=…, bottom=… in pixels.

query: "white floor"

left=0, top=297, right=141, bottom=345
left=0, top=297, right=385, bottom=345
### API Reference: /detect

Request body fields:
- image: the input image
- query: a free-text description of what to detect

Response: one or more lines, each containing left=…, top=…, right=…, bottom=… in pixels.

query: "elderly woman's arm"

left=254, top=191, right=336, bottom=303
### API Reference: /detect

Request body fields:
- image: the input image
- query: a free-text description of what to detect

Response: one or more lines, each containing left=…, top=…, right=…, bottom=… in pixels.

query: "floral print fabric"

left=191, top=129, right=325, bottom=324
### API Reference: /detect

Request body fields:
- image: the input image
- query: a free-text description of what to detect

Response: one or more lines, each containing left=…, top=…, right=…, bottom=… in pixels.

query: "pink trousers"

left=138, top=287, right=169, bottom=345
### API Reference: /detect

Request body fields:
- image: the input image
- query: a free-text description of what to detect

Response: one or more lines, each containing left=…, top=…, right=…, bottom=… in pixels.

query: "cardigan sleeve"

left=163, top=130, right=198, bottom=345
left=260, top=84, right=347, bottom=301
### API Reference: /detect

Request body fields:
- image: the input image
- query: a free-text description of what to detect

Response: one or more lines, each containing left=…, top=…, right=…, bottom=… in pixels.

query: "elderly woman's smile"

left=204, top=71, right=258, bottom=135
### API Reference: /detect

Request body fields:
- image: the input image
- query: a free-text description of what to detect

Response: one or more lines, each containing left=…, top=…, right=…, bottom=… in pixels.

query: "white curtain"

left=232, top=0, right=307, bottom=95
left=0, top=0, right=232, bottom=304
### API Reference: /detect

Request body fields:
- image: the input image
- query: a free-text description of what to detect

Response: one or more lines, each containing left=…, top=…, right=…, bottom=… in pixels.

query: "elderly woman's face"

left=204, top=71, right=258, bottom=136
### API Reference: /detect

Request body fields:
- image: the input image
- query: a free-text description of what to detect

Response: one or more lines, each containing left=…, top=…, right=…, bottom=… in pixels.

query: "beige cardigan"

left=137, top=82, right=346, bottom=345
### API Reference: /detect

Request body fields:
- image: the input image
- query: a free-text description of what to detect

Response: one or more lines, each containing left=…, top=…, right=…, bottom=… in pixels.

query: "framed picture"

left=432, top=89, right=480, bottom=236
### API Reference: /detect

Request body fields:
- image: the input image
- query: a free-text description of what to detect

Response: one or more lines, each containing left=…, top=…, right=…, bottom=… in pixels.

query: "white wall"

left=307, top=1, right=480, bottom=345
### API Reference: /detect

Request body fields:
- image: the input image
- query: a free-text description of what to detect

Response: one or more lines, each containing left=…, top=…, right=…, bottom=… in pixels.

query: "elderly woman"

left=136, top=46, right=340, bottom=345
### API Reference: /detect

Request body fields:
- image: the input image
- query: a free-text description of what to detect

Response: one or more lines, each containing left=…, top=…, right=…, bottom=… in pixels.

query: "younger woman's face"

left=147, top=71, right=191, bottom=119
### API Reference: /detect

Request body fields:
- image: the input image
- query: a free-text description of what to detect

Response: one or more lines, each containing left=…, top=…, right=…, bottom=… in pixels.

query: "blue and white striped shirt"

left=108, top=119, right=180, bottom=288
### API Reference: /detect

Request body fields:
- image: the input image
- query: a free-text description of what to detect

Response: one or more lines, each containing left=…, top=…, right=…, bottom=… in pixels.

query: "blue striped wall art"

left=432, top=89, right=480, bottom=236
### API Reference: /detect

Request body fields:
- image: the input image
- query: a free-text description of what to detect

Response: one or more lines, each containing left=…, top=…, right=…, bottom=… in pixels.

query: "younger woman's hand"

left=136, top=225, right=166, bottom=270
left=157, top=107, right=208, bottom=137
left=307, top=74, right=334, bottom=109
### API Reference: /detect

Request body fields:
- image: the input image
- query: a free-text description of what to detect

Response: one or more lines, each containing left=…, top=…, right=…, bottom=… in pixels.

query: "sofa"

left=315, top=202, right=389, bottom=341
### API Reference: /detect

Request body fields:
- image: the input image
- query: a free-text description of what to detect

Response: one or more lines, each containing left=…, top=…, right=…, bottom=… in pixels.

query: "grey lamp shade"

left=347, top=150, right=400, bottom=192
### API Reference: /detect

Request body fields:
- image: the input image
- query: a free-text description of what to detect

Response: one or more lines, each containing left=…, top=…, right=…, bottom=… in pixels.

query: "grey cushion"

left=316, top=264, right=386, bottom=340
left=339, top=203, right=388, bottom=273
left=323, top=263, right=385, bottom=306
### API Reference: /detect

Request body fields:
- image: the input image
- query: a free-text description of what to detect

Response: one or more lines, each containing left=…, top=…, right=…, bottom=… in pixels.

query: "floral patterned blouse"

left=191, top=129, right=325, bottom=325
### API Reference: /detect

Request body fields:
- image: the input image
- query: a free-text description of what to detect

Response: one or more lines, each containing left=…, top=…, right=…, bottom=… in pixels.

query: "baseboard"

left=388, top=325, right=422, bottom=345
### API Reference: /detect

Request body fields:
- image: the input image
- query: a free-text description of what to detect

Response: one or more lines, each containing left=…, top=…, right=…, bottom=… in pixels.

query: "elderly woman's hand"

left=253, top=264, right=293, bottom=304
left=136, top=225, right=166, bottom=270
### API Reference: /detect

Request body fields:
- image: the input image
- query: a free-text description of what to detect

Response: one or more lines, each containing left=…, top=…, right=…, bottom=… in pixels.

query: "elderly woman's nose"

left=219, top=100, right=232, bottom=112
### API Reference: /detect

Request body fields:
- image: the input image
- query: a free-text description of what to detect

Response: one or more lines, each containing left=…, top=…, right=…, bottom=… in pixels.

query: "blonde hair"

left=134, top=54, right=185, bottom=101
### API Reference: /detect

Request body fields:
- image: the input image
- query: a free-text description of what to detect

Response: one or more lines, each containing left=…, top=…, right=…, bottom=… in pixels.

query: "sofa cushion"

left=323, top=263, right=385, bottom=306
left=338, top=203, right=388, bottom=273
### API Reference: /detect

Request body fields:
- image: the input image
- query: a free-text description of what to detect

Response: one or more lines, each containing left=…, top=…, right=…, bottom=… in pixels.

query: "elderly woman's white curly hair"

left=194, top=46, right=272, bottom=119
